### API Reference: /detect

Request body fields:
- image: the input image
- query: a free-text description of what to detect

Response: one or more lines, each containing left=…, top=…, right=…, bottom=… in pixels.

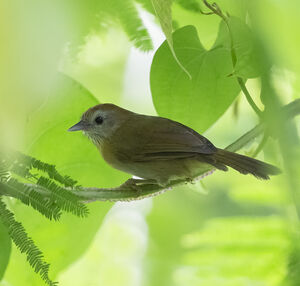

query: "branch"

left=1, top=99, right=299, bottom=203
left=33, top=101, right=300, bottom=201
left=76, top=99, right=297, bottom=202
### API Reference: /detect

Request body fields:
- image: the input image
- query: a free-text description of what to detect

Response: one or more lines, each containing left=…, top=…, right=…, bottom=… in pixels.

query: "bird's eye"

left=95, top=116, right=103, bottom=125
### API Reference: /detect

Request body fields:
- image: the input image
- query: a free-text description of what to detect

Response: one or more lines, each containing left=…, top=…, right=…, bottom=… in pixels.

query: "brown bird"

left=68, top=104, right=280, bottom=187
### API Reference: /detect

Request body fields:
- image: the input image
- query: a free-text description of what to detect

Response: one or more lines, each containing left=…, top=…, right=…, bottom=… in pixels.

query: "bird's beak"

left=68, top=120, right=89, bottom=132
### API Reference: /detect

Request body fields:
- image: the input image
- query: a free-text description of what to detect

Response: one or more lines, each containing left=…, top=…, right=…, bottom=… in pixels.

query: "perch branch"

left=76, top=99, right=298, bottom=202
left=1, top=100, right=299, bottom=203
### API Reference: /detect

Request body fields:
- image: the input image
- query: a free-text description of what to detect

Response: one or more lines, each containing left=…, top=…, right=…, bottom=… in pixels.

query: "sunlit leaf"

left=150, top=25, right=240, bottom=133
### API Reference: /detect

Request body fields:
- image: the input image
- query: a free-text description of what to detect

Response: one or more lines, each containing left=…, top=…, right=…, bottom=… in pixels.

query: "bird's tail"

left=210, top=149, right=281, bottom=180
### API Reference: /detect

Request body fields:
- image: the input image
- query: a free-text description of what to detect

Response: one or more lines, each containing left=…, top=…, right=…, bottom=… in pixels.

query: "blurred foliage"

left=0, top=221, right=10, bottom=280
left=0, top=0, right=300, bottom=286
left=180, top=216, right=289, bottom=285
left=58, top=0, right=153, bottom=51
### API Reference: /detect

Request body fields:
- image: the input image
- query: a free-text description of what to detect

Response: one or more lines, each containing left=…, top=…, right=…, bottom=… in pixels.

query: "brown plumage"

left=68, top=104, right=281, bottom=186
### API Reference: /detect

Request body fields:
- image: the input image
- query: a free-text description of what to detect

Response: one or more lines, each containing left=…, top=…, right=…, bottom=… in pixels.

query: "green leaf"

left=151, top=0, right=191, bottom=78
left=150, top=25, right=240, bottom=133
left=175, top=0, right=203, bottom=13
left=172, top=2, right=221, bottom=50
left=3, top=74, right=128, bottom=285
left=215, top=17, right=267, bottom=78
left=0, top=221, right=11, bottom=280
left=151, top=0, right=173, bottom=44
left=215, top=0, right=249, bottom=19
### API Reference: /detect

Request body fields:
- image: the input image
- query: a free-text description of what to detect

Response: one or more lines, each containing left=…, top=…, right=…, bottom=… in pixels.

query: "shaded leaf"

left=4, top=74, right=128, bottom=286
left=175, top=0, right=203, bottom=13
left=215, top=17, right=267, bottom=78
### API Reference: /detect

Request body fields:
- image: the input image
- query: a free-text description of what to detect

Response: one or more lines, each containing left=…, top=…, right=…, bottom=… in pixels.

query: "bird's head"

left=68, top=103, right=130, bottom=145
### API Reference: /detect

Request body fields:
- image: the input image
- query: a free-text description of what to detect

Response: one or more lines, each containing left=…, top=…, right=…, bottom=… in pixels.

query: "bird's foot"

left=119, top=178, right=157, bottom=193
left=185, top=177, right=195, bottom=184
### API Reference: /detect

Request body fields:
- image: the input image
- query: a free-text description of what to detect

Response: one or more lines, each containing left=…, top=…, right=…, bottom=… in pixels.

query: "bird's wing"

left=119, top=116, right=217, bottom=162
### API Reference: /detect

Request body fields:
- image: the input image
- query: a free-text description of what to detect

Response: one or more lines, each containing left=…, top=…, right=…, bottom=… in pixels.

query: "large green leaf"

left=150, top=25, right=240, bottom=133
left=0, top=221, right=11, bottom=280
left=3, top=74, right=128, bottom=285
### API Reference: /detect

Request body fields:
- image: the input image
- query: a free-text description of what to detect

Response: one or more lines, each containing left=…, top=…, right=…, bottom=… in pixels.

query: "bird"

left=68, top=103, right=280, bottom=188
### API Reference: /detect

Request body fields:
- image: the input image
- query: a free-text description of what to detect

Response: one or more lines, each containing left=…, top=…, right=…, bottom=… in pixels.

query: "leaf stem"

left=202, top=0, right=263, bottom=117
left=252, top=133, right=269, bottom=158
left=237, top=77, right=263, bottom=116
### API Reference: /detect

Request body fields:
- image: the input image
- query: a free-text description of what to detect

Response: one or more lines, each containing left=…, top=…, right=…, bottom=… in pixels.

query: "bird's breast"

left=99, top=140, right=131, bottom=173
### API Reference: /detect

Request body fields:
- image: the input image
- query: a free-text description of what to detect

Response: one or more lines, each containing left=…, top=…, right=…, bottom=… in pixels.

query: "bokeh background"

left=0, top=1, right=300, bottom=285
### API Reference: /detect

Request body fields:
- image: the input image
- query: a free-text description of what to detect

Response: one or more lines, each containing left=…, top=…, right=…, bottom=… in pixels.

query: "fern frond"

left=118, top=0, right=153, bottom=51
left=0, top=179, right=62, bottom=220
left=36, top=177, right=89, bottom=218
left=0, top=159, right=11, bottom=182
left=0, top=198, right=57, bottom=286
left=100, top=0, right=153, bottom=51
left=0, top=152, right=88, bottom=219
left=11, top=152, right=77, bottom=187
left=135, top=0, right=155, bottom=14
